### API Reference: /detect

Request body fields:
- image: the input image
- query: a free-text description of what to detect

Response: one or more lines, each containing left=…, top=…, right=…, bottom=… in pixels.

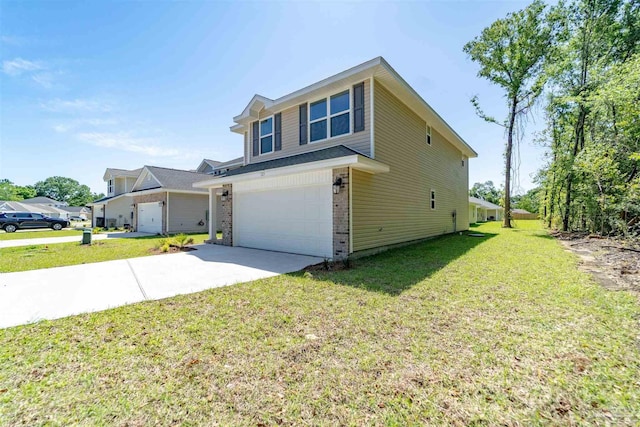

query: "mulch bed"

left=148, top=246, right=197, bottom=255
left=552, top=231, right=640, bottom=295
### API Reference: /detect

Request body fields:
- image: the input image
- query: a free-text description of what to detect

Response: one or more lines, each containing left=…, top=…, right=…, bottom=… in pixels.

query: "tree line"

left=465, top=0, right=639, bottom=235
left=0, top=177, right=104, bottom=207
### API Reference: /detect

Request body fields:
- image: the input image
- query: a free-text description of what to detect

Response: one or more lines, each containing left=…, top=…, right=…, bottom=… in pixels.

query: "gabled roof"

left=469, top=196, right=503, bottom=210
left=103, top=168, right=143, bottom=181
left=0, top=201, right=69, bottom=214
left=231, top=56, right=477, bottom=158
left=196, top=159, right=222, bottom=173
left=21, top=196, right=64, bottom=205
left=132, top=166, right=211, bottom=193
left=216, top=156, right=244, bottom=168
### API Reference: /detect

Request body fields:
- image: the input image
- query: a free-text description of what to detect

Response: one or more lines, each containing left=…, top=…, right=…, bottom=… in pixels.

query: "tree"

left=513, top=187, right=541, bottom=214
left=0, top=179, right=19, bottom=201
left=34, top=176, right=94, bottom=206
left=469, top=181, right=503, bottom=205
left=464, top=0, right=554, bottom=227
left=0, top=180, right=35, bottom=201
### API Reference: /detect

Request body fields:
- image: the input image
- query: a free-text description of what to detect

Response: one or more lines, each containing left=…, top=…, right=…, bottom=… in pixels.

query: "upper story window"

left=430, top=190, right=436, bottom=210
left=108, top=179, right=114, bottom=194
left=426, top=125, right=432, bottom=146
left=260, top=117, right=273, bottom=154
left=309, top=90, right=350, bottom=143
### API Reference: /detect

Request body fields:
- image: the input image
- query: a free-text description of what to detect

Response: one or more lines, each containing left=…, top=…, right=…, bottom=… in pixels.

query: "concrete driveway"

left=0, top=244, right=322, bottom=329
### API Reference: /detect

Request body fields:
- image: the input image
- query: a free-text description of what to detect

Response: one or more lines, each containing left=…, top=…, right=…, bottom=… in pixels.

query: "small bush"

left=160, top=242, right=171, bottom=253
left=92, top=227, right=101, bottom=234
left=172, top=234, right=193, bottom=249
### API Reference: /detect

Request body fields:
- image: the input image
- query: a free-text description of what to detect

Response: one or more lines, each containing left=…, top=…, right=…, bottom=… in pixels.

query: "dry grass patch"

left=1, top=221, right=639, bottom=425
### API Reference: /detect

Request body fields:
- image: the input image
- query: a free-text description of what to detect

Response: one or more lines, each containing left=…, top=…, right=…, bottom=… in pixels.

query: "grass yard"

left=0, top=233, right=209, bottom=272
left=1, top=221, right=638, bottom=425
left=0, top=229, right=83, bottom=241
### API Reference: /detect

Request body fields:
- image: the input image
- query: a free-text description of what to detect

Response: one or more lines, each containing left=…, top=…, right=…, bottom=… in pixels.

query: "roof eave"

left=194, top=154, right=389, bottom=189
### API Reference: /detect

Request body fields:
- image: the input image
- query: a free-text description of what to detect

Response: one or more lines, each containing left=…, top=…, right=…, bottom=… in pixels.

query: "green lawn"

left=1, top=221, right=638, bottom=425
left=0, top=229, right=84, bottom=241
left=0, top=233, right=209, bottom=272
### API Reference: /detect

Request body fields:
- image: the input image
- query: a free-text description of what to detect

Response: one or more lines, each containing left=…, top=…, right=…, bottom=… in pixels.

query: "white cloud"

left=2, top=58, right=44, bottom=76
left=52, top=118, right=119, bottom=133
left=41, top=98, right=114, bottom=113
left=76, top=132, right=179, bottom=157
left=31, top=72, right=54, bottom=88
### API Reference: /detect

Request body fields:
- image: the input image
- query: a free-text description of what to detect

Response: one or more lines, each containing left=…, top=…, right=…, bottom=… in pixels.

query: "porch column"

left=208, top=187, right=215, bottom=242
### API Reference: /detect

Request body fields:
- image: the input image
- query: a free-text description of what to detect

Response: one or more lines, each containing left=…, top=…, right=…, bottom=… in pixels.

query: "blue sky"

left=1, top=0, right=545, bottom=195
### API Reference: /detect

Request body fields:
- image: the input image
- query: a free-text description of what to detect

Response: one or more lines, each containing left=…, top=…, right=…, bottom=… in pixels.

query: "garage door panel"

left=234, top=177, right=332, bottom=257
left=138, top=202, right=162, bottom=234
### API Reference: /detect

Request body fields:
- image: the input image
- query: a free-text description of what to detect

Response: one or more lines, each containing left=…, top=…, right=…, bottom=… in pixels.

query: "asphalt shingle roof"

left=106, top=168, right=143, bottom=178
left=141, top=166, right=211, bottom=193
left=222, top=145, right=364, bottom=178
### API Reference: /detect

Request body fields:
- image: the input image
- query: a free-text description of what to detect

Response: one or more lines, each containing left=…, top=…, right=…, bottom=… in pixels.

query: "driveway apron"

left=0, top=244, right=322, bottom=328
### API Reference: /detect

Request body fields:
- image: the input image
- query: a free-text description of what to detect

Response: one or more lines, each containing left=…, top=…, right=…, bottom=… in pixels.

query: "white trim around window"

left=259, top=115, right=274, bottom=155
left=308, top=86, right=353, bottom=144
left=108, top=178, right=114, bottom=194
left=430, top=189, right=436, bottom=210
left=426, top=125, right=432, bottom=146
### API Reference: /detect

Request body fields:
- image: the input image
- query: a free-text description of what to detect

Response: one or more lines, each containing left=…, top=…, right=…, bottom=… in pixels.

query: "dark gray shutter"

left=353, top=82, right=365, bottom=133
left=252, top=121, right=259, bottom=156
left=274, top=113, right=282, bottom=151
left=299, top=104, right=307, bottom=145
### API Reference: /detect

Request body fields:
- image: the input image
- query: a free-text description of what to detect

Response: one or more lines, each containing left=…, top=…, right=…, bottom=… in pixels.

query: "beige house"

left=195, top=57, right=477, bottom=258
left=469, top=196, right=504, bottom=223
left=90, top=166, right=214, bottom=233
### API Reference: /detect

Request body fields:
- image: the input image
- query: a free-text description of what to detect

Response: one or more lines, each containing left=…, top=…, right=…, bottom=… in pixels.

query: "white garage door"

left=234, top=170, right=333, bottom=257
left=138, top=202, right=163, bottom=234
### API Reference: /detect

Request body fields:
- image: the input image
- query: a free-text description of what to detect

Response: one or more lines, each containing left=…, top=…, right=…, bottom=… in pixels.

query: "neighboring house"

left=89, top=165, right=214, bottom=233
left=469, top=196, right=504, bottom=223
left=0, top=200, right=69, bottom=217
left=195, top=57, right=477, bottom=259
left=21, top=196, right=68, bottom=207
left=59, top=206, right=92, bottom=220
left=89, top=168, right=142, bottom=228
left=196, top=156, right=244, bottom=176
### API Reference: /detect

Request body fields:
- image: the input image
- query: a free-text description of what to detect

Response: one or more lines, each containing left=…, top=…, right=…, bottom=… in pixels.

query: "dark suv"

left=0, top=212, right=69, bottom=233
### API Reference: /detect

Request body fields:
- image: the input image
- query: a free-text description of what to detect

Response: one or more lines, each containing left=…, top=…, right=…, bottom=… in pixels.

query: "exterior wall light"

left=221, top=190, right=229, bottom=202
left=333, top=177, right=343, bottom=194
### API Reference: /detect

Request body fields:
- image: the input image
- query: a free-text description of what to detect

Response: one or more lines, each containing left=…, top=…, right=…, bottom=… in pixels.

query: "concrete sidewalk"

left=0, top=244, right=322, bottom=329
left=0, top=231, right=151, bottom=248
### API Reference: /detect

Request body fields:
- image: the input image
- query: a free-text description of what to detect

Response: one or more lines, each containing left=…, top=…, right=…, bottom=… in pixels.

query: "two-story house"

left=195, top=57, right=477, bottom=259
left=91, top=162, right=230, bottom=233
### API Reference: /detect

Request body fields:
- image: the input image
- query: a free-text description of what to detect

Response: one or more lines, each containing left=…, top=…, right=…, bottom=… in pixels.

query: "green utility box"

left=82, top=228, right=92, bottom=245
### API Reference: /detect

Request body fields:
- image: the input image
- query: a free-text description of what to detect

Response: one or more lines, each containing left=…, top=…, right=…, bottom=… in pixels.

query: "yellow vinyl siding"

left=248, top=80, right=371, bottom=163
left=352, top=80, right=469, bottom=252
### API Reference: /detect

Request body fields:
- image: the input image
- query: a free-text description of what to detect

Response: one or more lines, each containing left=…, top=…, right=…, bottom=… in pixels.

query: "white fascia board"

left=231, top=57, right=384, bottom=129
left=130, top=188, right=207, bottom=197
left=193, top=155, right=389, bottom=189
left=131, top=167, right=162, bottom=192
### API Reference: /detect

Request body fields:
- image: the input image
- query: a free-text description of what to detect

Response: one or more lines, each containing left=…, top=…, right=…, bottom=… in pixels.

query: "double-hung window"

left=260, top=117, right=273, bottom=154
left=426, top=125, right=432, bottom=145
left=309, top=90, right=350, bottom=143
left=108, top=179, right=114, bottom=194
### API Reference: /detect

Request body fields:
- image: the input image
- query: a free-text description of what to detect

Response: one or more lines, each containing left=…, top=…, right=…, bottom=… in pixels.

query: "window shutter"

left=252, top=121, right=259, bottom=156
left=274, top=112, right=282, bottom=151
left=299, top=104, right=307, bottom=145
left=353, top=82, right=365, bottom=133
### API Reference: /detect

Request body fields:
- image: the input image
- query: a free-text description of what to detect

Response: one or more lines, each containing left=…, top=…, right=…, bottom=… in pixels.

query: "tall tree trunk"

left=562, top=105, right=587, bottom=231
left=504, top=96, right=517, bottom=228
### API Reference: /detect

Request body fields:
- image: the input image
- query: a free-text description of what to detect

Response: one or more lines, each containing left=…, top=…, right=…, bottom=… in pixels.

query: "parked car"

left=0, top=212, right=69, bottom=233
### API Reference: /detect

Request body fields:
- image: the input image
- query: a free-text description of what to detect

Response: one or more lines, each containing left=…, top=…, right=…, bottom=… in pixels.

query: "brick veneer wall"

left=333, top=167, right=350, bottom=259
left=133, top=192, right=167, bottom=233
left=221, top=184, right=233, bottom=246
